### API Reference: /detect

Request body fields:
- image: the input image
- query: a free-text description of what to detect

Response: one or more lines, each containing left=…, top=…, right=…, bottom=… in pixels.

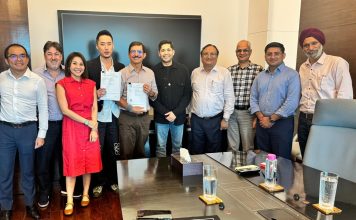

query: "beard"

left=305, top=44, right=323, bottom=60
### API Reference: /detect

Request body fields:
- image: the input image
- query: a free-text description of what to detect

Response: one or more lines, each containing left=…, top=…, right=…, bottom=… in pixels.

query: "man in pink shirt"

left=298, top=28, right=353, bottom=157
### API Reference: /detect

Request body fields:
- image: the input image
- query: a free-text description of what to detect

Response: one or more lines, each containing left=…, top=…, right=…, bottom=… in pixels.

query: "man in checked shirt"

left=227, top=40, right=263, bottom=153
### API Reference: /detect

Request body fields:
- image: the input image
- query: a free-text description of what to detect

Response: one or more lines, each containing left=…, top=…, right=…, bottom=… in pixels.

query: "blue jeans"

left=155, top=122, right=184, bottom=157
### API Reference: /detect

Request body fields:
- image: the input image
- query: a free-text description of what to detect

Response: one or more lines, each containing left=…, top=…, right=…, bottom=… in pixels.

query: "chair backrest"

left=303, top=99, right=356, bottom=183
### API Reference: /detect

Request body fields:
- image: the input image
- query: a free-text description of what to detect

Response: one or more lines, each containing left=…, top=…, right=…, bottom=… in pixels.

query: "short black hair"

left=64, top=52, right=88, bottom=79
left=158, top=40, right=174, bottom=51
left=200, top=44, right=219, bottom=56
left=264, top=42, right=285, bottom=53
left=96, top=30, right=113, bottom=44
left=4, top=43, right=29, bottom=59
left=128, top=41, right=146, bottom=53
left=43, top=41, right=63, bottom=54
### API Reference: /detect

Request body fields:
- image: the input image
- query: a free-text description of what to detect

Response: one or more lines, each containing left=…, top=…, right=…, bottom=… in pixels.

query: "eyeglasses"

left=130, top=50, right=143, bottom=55
left=8, top=54, right=27, bottom=61
left=236, top=49, right=250, bottom=53
left=202, top=53, right=217, bottom=58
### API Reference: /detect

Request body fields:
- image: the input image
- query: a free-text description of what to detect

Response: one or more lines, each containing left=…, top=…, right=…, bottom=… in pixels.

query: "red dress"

left=57, top=76, right=102, bottom=177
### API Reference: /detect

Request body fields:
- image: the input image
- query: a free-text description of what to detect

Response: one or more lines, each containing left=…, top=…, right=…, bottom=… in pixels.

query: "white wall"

left=247, top=0, right=301, bottom=69
left=27, top=0, right=246, bottom=68
left=27, top=0, right=301, bottom=70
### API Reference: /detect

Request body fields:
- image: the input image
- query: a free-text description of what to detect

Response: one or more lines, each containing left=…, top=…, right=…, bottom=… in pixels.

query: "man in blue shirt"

left=33, top=41, right=66, bottom=208
left=250, top=42, right=300, bottom=159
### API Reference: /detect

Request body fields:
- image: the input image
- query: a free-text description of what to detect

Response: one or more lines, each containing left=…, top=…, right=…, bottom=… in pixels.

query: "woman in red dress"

left=56, top=52, right=102, bottom=215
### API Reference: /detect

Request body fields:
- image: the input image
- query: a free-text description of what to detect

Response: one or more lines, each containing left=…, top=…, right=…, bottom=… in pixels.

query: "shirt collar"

left=43, top=64, right=65, bottom=77
left=100, top=57, right=114, bottom=72
left=266, top=62, right=285, bottom=74
left=305, top=52, right=326, bottom=67
left=128, top=63, right=146, bottom=73
left=8, top=67, right=31, bottom=79
left=237, top=61, right=252, bottom=69
left=201, top=64, right=218, bottom=73
left=64, top=75, right=88, bottom=83
left=44, top=63, right=65, bottom=72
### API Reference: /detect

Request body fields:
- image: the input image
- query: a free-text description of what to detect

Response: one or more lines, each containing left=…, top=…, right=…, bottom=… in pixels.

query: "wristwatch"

left=269, top=117, right=275, bottom=125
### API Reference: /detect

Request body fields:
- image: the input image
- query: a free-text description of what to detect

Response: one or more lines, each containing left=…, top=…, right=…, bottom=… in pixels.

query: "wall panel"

left=0, top=0, right=30, bottom=71
left=297, top=0, right=356, bottom=96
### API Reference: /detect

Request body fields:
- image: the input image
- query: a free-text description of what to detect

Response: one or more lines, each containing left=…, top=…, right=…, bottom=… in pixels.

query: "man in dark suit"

left=87, top=30, right=125, bottom=197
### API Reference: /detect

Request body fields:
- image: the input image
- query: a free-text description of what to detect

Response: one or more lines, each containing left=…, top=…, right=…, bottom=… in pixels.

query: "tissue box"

left=171, top=153, right=203, bottom=176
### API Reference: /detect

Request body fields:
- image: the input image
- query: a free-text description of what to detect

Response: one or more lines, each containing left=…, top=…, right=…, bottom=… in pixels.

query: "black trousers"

left=190, top=113, right=223, bottom=154
left=297, top=112, right=313, bottom=157
left=92, top=114, right=119, bottom=187
left=35, top=121, right=63, bottom=197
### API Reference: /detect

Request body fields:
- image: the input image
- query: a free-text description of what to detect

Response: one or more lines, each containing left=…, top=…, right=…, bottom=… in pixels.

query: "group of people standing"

left=0, top=27, right=353, bottom=220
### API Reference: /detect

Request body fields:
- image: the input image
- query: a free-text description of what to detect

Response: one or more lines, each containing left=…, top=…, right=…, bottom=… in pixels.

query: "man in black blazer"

left=87, top=30, right=124, bottom=197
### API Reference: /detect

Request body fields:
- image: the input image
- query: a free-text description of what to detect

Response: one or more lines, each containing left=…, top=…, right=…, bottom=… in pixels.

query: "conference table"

left=117, top=152, right=356, bottom=220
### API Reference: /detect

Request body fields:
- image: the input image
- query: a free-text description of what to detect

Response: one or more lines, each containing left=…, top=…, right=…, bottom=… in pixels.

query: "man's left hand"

left=259, top=116, right=273, bottom=128
left=143, top=83, right=151, bottom=94
left=220, top=119, right=229, bottom=130
left=165, top=111, right=176, bottom=122
left=35, top=138, right=45, bottom=149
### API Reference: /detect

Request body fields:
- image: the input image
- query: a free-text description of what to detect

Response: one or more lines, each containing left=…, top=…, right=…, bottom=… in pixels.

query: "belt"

left=0, top=120, right=36, bottom=128
left=235, top=105, right=249, bottom=110
left=300, top=112, right=314, bottom=120
left=122, top=110, right=149, bottom=117
left=49, top=120, right=62, bottom=124
left=193, top=112, right=223, bottom=120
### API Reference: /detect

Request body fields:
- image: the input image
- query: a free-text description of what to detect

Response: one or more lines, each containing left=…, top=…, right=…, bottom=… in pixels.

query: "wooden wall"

left=0, top=0, right=30, bottom=72
left=297, top=0, right=356, bottom=96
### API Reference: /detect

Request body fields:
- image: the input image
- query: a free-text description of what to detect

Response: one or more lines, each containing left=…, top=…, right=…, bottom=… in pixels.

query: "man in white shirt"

left=87, top=30, right=125, bottom=197
left=190, top=44, right=235, bottom=154
left=0, top=43, right=48, bottom=219
left=298, top=28, right=353, bottom=157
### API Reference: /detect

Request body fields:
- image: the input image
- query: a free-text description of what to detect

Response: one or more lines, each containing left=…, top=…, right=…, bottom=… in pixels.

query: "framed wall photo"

left=58, top=10, right=202, bottom=72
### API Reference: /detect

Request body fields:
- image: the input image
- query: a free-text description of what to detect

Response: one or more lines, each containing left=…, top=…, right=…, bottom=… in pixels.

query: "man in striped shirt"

left=227, top=40, right=263, bottom=153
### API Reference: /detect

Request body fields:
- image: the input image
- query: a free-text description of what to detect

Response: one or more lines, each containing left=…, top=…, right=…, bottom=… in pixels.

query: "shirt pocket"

left=318, top=73, right=333, bottom=91
left=211, top=79, right=224, bottom=94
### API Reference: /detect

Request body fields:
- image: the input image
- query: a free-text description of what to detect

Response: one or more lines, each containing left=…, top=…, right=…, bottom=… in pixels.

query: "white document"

left=100, top=71, right=121, bottom=100
left=127, top=83, right=148, bottom=111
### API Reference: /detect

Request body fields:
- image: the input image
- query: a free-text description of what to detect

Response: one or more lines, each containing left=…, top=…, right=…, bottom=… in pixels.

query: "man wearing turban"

left=298, top=27, right=353, bottom=158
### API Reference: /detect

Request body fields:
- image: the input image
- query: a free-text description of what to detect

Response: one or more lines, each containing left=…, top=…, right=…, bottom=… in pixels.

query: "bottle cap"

left=267, top=153, right=276, bottom=160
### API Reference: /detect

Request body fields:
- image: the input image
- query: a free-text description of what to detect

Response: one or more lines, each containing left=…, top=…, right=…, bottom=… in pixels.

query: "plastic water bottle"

left=265, top=154, right=277, bottom=186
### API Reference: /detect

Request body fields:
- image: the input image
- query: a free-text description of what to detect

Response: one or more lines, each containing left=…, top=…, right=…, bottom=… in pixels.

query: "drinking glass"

left=319, top=172, right=338, bottom=210
left=203, top=165, right=218, bottom=201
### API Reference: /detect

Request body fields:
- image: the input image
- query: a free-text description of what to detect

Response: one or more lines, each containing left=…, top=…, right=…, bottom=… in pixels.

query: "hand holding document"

left=127, top=83, right=148, bottom=112
left=100, top=71, right=121, bottom=100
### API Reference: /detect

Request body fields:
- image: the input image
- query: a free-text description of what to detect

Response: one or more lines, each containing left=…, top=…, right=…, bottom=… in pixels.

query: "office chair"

left=303, top=99, right=356, bottom=183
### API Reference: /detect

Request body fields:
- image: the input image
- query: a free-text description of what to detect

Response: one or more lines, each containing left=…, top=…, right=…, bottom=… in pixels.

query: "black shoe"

left=37, top=194, right=49, bottom=208
left=26, top=205, right=40, bottom=219
left=0, top=210, right=12, bottom=220
left=92, top=185, right=103, bottom=198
